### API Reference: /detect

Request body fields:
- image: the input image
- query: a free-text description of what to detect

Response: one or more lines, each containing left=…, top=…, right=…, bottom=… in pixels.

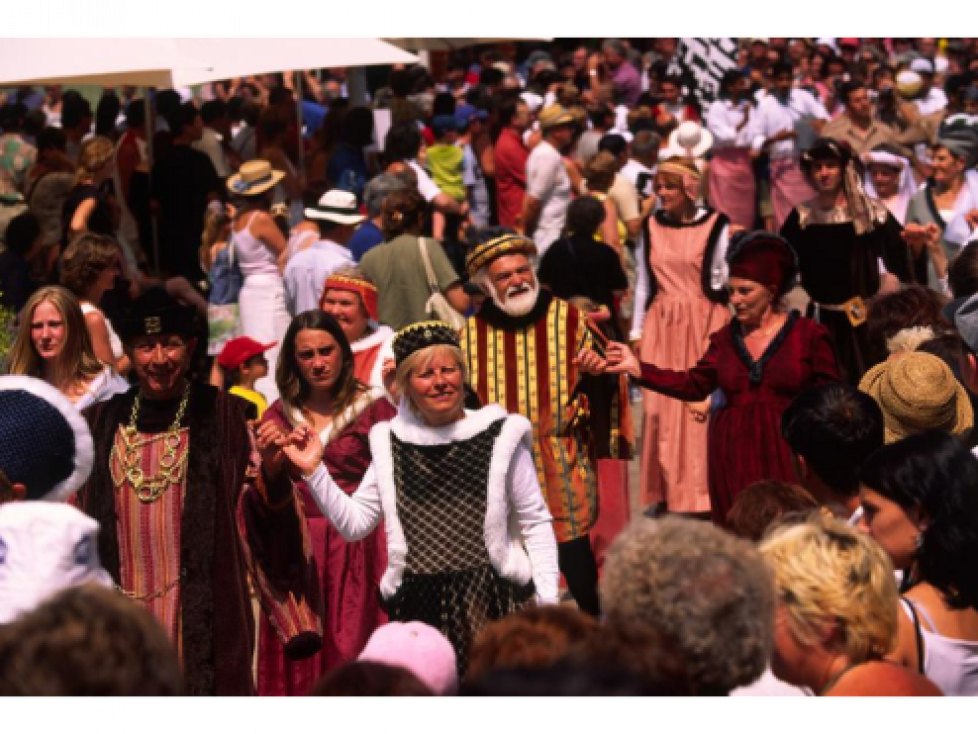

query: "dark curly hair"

left=858, top=430, right=978, bottom=610
left=59, top=233, right=120, bottom=298
left=865, top=285, right=950, bottom=365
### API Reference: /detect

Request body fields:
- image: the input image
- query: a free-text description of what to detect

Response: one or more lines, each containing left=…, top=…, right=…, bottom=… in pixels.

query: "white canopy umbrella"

left=0, top=38, right=211, bottom=87
left=385, top=38, right=551, bottom=52
left=170, top=38, right=418, bottom=86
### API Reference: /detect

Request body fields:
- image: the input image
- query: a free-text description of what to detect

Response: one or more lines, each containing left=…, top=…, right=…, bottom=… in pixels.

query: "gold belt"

left=815, top=296, right=867, bottom=328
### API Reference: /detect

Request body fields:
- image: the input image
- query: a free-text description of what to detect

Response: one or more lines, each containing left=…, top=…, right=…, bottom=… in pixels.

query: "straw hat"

left=226, top=160, right=285, bottom=197
left=538, top=104, right=576, bottom=131
left=858, top=352, right=973, bottom=444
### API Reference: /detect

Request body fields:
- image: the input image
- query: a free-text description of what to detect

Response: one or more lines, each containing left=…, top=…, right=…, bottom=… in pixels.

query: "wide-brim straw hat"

left=226, top=160, right=285, bottom=197
left=859, top=352, right=974, bottom=444
left=538, top=104, right=576, bottom=131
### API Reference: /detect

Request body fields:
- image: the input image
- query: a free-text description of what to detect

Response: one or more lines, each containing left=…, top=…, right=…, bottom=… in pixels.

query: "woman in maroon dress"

left=605, top=232, right=841, bottom=524
left=255, top=310, right=395, bottom=695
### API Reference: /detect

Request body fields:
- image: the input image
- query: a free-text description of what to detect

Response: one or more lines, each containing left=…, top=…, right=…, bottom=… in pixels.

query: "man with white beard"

left=458, top=231, right=631, bottom=618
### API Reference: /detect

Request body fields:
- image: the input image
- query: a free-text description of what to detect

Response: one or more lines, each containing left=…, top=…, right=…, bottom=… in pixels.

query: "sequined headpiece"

left=392, top=321, right=460, bottom=365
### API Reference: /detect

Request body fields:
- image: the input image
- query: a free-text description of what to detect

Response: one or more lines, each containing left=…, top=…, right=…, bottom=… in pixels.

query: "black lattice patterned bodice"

left=391, top=418, right=505, bottom=574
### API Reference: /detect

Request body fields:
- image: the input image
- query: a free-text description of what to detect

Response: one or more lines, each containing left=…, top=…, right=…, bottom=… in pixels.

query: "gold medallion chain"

left=109, top=384, right=191, bottom=503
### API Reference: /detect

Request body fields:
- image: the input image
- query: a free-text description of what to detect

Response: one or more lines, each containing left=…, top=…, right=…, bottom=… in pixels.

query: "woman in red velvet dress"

left=255, top=310, right=395, bottom=695
left=606, top=232, right=841, bottom=525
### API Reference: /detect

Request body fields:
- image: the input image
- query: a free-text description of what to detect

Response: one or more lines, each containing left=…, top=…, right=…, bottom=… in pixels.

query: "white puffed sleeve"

left=302, top=463, right=383, bottom=541
left=505, top=441, right=559, bottom=604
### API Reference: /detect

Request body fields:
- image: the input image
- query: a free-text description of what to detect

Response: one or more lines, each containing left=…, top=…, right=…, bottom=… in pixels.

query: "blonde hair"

left=74, top=136, right=115, bottom=185
left=199, top=206, right=232, bottom=272
left=8, top=286, right=105, bottom=390
left=760, top=513, right=899, bottom=663
left=394, top=344, right=467, bottom=418
left=585, top=151, right=618, bottom=193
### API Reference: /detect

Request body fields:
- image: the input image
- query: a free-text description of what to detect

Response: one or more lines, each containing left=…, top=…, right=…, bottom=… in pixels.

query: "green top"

left=360, top=234, right=463, bottom=331
left=426, top=144, right=466, bottom=202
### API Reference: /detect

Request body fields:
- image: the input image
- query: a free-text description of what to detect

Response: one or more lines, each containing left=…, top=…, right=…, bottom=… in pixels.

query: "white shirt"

left=407, top=159, right=441, bottom=203
left=192, top=127, right=230, bottom=178
left=525, top=139, right=572, bottom=256
left=283, top=239, right=354, bottom=317
left=621, top=158, right=655, bottom=200
left=750, top=89, right=830, bottom=160
left=707, top=99, right=755, bottom=150
left=915, top=87, right=949, bottom=116
left=630, top=207, right=730, bottom=340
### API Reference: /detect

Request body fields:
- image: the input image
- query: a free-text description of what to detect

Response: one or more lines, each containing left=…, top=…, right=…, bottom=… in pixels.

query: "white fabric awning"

left=169, top=38, right=418, bottom=86
left=385, top=38, right=551, bottom=52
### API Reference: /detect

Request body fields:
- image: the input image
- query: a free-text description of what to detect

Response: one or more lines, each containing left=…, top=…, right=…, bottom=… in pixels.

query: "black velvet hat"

left=117, top=287, right=197, bottom=342
left=392, top=321, right=460, bottom=365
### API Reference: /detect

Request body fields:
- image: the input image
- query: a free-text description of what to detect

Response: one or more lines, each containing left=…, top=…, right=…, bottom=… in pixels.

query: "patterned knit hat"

left=465, top=233, right=537, bottom=277
left=392, top=321, right=460, bottom=365
left=0, top=376, right=94, bottom=501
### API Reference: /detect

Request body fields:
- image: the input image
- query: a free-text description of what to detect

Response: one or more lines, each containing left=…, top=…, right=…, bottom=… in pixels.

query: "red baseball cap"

left=217, top=337, right=276, bottom=370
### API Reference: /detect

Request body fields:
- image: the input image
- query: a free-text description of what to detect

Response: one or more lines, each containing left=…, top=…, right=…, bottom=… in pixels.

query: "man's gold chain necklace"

left=109, top=384, right=191, bottom=503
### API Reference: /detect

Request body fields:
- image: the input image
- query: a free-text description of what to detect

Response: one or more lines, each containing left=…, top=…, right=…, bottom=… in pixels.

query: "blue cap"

left=455, top=104, right=488, bottom=129
left=431, top=115, right=458, bottom=136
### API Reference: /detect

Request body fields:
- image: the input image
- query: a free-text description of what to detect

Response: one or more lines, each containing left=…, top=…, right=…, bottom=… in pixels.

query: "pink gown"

left=639, top=210, right=730, bottom=513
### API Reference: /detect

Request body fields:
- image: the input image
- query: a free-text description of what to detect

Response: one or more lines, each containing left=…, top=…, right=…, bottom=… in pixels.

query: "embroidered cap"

left=117, top=288, right=197, bottom=343
left=392, top=321, right=460, bottom=365
left=465, top=233, right=537, bottom=277
left=0, top=376, right=94, bottom=502
left=321, top=273, right=379, bottom=322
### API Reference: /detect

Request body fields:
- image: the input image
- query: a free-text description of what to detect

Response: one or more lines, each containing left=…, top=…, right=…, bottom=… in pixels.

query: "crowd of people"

left=2, top=36, right=978, bottom=697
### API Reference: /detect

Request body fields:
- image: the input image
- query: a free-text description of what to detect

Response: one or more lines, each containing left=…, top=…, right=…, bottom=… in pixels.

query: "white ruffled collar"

left=389, top=399, right=507, bottom=446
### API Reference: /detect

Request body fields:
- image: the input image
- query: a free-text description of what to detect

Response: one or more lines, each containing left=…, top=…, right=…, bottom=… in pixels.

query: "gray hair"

left=602, top=39, right=628, bottom=58
left=631, top=130, right=661, bottom=161
left=600, top=517, right=776, bottom=695
left=364, top=173, right=408, bottom=219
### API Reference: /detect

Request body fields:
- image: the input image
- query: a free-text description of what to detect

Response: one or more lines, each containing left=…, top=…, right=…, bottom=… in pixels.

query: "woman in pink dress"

left=255, top=310, right=394, bottom=696
left=630, top=157, right=731, bottom=516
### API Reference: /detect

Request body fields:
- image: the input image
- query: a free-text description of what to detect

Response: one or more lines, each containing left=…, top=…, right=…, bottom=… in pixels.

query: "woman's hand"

left=685, top=398, right=710, bottom=424
left=604, top=342, right=642, bottom=378
left=381, top=357, right=399, bottom=401
left=280, top=426, right=325, bottom=477
left=923, top=223, right=949, bottom=280
left=901, top=222, right=931, bottom=256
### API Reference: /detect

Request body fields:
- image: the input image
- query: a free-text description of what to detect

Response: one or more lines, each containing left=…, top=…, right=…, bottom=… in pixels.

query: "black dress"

left=385, top=417, right=533, bottom=675
left=781, top=200, right=914, bottom=384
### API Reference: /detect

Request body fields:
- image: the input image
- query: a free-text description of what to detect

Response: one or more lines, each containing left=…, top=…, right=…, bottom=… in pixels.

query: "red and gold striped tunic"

left=460, top=297, right=598, bottom=543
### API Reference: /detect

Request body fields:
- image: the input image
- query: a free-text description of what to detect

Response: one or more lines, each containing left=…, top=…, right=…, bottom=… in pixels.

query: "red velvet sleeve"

left=637, top=332, right=722, bottom=402
left=809, top=321, right=842, bottom=385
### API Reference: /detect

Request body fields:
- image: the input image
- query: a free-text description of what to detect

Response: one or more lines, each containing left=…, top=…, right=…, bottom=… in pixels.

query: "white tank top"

left=901, top=598, right=978, bottom=696
left=233, top=212, right=280, bottom=277
left=80, top=302, right=124, bottom=361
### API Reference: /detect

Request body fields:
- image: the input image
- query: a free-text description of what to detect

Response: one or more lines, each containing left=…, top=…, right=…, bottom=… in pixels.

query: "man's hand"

left=253, top=420, right=290, bottom=479
left=574, top=348, right=607, bottom=375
